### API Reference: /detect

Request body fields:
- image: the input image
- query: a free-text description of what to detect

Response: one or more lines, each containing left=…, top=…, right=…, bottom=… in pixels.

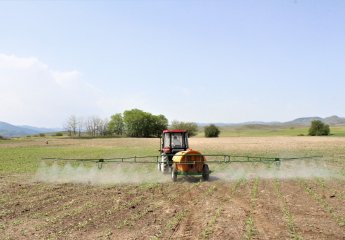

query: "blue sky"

left=0, top=0, right=344, bottom=127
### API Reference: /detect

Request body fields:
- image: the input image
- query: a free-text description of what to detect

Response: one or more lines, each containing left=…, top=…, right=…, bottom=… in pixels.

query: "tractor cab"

left=159, top=130, right=189, bottom=172
left=161, top=130, right=189, bottom=154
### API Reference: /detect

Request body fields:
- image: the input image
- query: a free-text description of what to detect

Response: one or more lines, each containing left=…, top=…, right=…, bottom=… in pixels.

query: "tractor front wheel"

left=171, top=165, right=177, bottom=182
left=202, top=164, right=210, bottom=181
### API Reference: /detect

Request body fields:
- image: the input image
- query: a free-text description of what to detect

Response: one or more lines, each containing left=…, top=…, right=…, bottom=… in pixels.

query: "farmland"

left=0, top=136, right=345, bottom=239
left=198, top=124, right=345, bottom=137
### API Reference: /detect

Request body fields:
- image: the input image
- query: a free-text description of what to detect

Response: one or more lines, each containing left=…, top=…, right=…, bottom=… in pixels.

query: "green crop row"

left=273, top=179, right=303, bottom=240
left=299, top=180, right=345, bottom=227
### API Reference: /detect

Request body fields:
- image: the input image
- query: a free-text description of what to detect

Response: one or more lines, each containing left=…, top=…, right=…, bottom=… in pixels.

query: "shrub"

left=204, top=124, right=220, bottom=137
left=39, top=133, right=45, bottom=137
left=55, top=132, right=63, bottom=136
left=308, top=120, right=330, bottom=136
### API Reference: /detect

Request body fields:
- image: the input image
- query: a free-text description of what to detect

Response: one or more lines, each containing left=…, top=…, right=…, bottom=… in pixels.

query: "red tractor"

left=158, top=130, right=189, bottom=173
left=159, top=130, right=210, bottom=181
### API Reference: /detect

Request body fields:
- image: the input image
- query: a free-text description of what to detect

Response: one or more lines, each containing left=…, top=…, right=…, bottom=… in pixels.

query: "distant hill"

left=0, top=121, right=61, bottom=138
left=18, top=125, right=62, bottom=133
left=198, top=115, right=345, bottom=128
left=285, top=115, right=345, bottom=126
left=284, top=117, right=324, bottom=126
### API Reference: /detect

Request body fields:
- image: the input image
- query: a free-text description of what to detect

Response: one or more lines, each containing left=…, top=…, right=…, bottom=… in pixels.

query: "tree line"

left=63, top=109, right=217, bottom=138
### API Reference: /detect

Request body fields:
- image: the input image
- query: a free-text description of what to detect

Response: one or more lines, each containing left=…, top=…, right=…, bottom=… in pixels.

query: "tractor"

left=158, top=130, right=210, bottom=181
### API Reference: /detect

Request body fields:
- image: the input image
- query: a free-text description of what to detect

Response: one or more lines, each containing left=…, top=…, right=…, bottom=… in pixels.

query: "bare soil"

left=1, top=137, right=345, bottom=239
left=1, top=177, right=344, bottom=240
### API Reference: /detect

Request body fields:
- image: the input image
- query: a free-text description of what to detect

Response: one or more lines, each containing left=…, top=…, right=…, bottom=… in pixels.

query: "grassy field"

left=196, top=125, right=345, bottom=137
left=0, top=136, right=345, bottom=239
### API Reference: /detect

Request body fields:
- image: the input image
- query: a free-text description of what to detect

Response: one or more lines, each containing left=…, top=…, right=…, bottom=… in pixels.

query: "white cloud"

left=0, top=54, right=47, bottom=70
left=0, top=54, right=108, bottom=127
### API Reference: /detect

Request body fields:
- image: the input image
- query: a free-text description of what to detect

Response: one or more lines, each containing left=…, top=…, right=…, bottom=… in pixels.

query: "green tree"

left=108, top=113, right=124, bottom=135
left=123, top=109, right=168, bottom=137
left=204, top=124, right=220, bottom=137
left=151, top=114, right=169, bottom=137
left=170, top=120, right=199, bottom=137
left=308, top=120, right=330, bottom=136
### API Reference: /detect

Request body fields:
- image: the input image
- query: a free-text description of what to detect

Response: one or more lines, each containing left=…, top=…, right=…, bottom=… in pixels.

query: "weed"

left=206, top=185, right=217, bottom=195
left=166, top=209, right=188, bottom=230
left=12, top=219, right=23, bottom=226
left=0, top=223, right=5, bottom=230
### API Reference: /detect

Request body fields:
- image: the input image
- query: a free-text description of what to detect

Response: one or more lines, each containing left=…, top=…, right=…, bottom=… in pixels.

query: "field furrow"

left=1, top=137, right=345, bottom=239
left=281, top=180, right=345, bottom=239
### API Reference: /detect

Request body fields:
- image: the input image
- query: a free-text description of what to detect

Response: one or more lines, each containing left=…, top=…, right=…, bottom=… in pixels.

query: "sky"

left=0, top=0, right=344, bottom=128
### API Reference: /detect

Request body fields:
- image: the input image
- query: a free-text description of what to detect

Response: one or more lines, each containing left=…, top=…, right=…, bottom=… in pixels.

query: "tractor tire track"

left=141, top=182, right=220, bottom=240
left=110, top=182, right=198, bottom=240
left=200, top=179, right=247, bottom=240
left=166, top=183, right=215, bottom=240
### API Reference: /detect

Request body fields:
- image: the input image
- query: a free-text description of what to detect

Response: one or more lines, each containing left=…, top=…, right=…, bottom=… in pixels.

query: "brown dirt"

left=1, top=177, right=345, bottom=240
left=1, top=137, right=345, bottom=239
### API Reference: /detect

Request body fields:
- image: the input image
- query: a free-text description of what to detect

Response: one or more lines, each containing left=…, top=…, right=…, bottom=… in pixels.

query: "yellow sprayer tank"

left=172, top=149, right=206, bottom=174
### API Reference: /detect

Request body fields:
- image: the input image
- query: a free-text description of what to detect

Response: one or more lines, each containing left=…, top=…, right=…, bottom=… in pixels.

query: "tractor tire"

left=161, top=154, right=168, bottom=173
left=171, top=165, right=177, bottom=182
left=202, top=164, right=210, bottom=181
left=161, top=164, right=168, bottom=174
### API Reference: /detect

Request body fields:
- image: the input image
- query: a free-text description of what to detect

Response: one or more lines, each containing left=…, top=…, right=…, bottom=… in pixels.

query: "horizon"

left=1, top=114, right=343, bottom=129
left=1, top=1, right=345, bottom=128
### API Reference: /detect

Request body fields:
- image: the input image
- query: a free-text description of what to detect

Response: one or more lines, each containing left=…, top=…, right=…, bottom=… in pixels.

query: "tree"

left=64, top=115, right=78, bottom=136
left=204, top=124, right=220, bottom=137
left=151, top=114, right=169, bottom=137
left=308, top=120, right=330, bottom=136
left=170, top=120, right=199, bottom=137
left=85, top=116, right=107, bottom=137
left=108, top=113, right=124, bottom=136
left=123, top=109, right=168, bottom=137
left=99, top=118, right=109, bottom=136
left=77, top=117, right=84, bottom=137
left=85, top=116, right=97, bottom=137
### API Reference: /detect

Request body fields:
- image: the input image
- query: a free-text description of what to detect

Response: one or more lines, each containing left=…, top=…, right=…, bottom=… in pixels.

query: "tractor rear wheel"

left=161, top=154, right=168, bottom=173
left=171, top=165, right=177, bottom=182
left=161, top=164, right=168, bottom=173
left=202, top=164, right=209, bottom=181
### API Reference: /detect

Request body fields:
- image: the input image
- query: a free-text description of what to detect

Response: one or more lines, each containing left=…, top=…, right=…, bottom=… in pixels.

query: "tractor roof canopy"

left=163, top=130, right=187, bottom=133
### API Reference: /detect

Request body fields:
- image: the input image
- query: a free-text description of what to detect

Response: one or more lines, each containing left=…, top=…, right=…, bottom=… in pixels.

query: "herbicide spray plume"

left=212, top=160, right=340, bottom=181
left=35, top=162, right=169, bottom=185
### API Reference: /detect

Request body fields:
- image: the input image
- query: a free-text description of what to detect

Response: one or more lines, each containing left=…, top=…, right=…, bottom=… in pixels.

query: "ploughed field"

left=0, top=137, right=345, bottom=239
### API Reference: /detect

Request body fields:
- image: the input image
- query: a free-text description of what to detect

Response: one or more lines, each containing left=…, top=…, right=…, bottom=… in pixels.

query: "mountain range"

left=0, top=121, right=62, bottom=138
left=1, top=115, right=345, bottom=138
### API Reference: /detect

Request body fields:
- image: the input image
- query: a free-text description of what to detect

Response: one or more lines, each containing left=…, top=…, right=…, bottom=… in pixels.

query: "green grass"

left=0, top=138, right=158, bottom=174
left=1, top=133, right=345, bottom=175
left=196, top=125, right=345, bottom=137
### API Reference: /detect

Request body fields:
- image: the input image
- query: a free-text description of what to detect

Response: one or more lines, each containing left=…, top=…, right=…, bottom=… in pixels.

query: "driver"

left=172, top=135, right=181, bottom=147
